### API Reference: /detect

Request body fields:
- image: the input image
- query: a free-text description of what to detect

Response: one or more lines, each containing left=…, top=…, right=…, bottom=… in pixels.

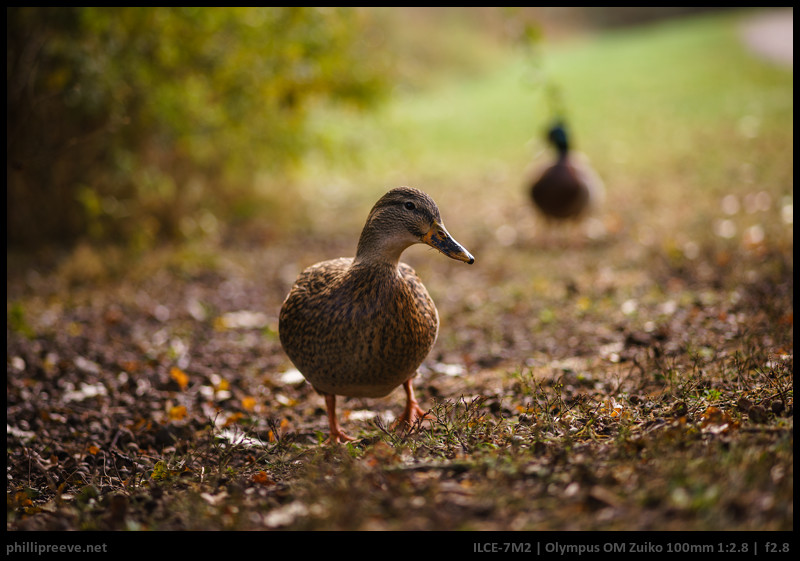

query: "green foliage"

left=7, top=302, right=35, bottom=339
left=7, top=7, right=389, bottom=247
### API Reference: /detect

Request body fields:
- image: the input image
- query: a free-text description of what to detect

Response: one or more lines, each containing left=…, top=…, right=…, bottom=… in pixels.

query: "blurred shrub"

left=7, top=7, right=389, bottom=248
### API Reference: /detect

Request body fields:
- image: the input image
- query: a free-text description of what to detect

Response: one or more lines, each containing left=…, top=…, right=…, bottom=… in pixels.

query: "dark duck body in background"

left=279, top=187, right=474, bottom=443
left=530, top=122, right=604, bottom=221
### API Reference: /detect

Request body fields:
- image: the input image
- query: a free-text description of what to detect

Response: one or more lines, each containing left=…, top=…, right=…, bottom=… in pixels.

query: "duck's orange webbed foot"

left=393, top=379, right=430, bottom=431
left=323, top=394, right=356, bottom=445
left=323, top=429, right=356, bottom=445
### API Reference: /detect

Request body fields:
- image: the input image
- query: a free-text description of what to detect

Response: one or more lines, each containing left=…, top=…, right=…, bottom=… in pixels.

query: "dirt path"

left=741, top=8, right=793, bottom=67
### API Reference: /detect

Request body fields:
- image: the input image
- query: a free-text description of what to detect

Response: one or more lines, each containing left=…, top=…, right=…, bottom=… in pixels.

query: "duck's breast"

left=531, top=161, right=590, bottom=219
left=279, top=260, right=438, bottom=397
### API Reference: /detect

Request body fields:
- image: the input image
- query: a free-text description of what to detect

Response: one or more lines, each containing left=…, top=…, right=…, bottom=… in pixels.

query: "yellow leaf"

left=241, top=396, right=256, bottom=411
left=224, top=412, right=243, bottom=426
left=151, top=461, right=168, bottom=480
left=88, top=445, right=100, bottom=455
left=170, top=367, right=189, bottom=390
left=151, top=460, right=183, bottom=481
left=15, top=491, right=32, bottom=508
left=216, top=378, right=230, bottom=392
left=169, top=405, right=187, bottom=421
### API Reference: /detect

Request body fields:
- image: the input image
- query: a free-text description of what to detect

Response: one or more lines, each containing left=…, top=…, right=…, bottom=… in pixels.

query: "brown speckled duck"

left=530, top=121, right=604, bottom=221
left=279, top=187, right=474, bottom=443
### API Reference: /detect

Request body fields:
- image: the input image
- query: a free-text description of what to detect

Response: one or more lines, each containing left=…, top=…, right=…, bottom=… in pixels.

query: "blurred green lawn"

left=295, top=8, right=793, bottom=254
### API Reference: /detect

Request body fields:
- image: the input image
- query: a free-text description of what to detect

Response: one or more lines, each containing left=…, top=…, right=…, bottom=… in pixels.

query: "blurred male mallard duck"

left=529, top=121, right=604, bottom=221
left=279, top=187, right=474, bottom=443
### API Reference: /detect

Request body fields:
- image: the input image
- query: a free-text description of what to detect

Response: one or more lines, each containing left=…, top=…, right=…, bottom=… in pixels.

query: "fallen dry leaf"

left=250, top=471, right=275, bottom=486
left=168, top=405, right=187, bottom=421
left=170, top=367, right=189, bottom=390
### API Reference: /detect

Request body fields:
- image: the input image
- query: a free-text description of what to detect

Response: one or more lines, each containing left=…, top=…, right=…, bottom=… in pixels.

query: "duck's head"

left=355, top=187, right=475, bottom=266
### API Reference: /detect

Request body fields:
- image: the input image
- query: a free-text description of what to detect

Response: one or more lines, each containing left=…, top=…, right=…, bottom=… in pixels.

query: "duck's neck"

left=549, top=124, right=571, bottom=160
left=353, top=236, right=412, bottom=268
left=353, top=228, right=413, bottom=268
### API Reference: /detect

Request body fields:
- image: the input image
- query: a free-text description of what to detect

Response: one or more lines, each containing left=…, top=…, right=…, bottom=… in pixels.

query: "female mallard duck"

left=529, top=121, right=604, bottom=221
left=279, top=187, right=474, bottom=443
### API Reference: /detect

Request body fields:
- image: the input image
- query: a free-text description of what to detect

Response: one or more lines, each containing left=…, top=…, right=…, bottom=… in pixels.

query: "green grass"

left=299, top=9, right=792, bottom=241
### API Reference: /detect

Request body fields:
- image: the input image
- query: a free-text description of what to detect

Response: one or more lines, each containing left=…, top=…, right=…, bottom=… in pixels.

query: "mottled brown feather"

left=279, top=258, right=438, bottom=397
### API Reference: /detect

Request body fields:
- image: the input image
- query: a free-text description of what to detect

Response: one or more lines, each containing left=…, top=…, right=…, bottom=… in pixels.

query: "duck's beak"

left=421, top=223, right=475, bottom=264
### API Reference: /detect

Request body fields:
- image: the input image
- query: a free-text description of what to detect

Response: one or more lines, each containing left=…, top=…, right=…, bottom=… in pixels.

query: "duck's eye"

left=404, top=201, right=416, bottom=210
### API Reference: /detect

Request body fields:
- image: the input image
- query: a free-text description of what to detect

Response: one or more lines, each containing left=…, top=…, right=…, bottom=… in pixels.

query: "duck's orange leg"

left=323, top=394, right=355, bottom=444
left=395, top=378, right=429, bottom=430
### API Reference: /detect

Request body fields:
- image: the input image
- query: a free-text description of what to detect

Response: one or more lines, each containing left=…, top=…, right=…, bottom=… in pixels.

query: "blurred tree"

left=7, top=7, right=389, bottom=248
